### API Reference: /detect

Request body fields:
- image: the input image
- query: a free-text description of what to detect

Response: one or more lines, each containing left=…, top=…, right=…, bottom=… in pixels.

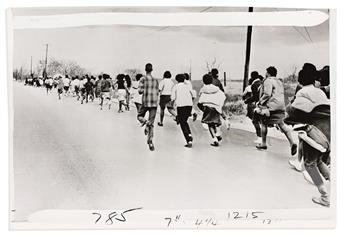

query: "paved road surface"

left=12, top=82, right=323, bottom=222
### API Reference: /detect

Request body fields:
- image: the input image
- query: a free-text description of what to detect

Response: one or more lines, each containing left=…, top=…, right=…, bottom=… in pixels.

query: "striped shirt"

left=139, top=74, right=159, bottom=107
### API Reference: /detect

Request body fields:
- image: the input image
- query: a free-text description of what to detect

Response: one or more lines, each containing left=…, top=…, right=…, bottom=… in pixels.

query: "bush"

left=222, top=93, right=246, bottom=116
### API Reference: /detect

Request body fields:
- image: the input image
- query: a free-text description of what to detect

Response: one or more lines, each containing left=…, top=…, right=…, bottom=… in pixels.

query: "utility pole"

left=30, top=56, right=33, bottom=77
left=189, top=59, right=192, bottom=80
left=243, top=7, right=253, bottom=91
left=43, top=44, right=48, bottom=78
left=224, top=72, right=227, bottom=87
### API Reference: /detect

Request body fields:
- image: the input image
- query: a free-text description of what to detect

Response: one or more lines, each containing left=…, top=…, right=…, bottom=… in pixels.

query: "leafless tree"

left=205, top=57, right=222, bottom=73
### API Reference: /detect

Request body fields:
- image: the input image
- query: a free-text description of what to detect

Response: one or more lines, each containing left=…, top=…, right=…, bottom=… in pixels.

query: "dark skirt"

left=246, top=102, right=256, bottom=119
left=198, top=103, right=221, bottom=127
left=260, top=109, right=286, bottom=127
left=159, top=95, right=172, bottom=109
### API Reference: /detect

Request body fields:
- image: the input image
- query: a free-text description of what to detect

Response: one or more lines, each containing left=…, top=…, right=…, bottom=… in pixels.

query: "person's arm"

left=158, top=80, right=164, bottom=93
left=170, top=85, right=176, bottom=101
left=258, top=80, right=272, bottom=106
left=138, top=78, right=144, bottom=94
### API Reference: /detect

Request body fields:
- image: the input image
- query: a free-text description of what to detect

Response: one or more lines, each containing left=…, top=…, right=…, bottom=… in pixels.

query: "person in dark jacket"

left=243, top=71, right=263, bottom=143
left=81, top=77, right=94, bottom=104
left=211, top=68, right=224, bottom=92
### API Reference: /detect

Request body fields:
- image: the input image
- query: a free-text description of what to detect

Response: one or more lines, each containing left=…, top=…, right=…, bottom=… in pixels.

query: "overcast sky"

left=12, top=7, right=330, bottom=80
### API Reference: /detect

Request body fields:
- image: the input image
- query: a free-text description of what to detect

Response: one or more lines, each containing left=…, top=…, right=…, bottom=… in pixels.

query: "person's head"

left=102, top=74, right=108, bottom=80
left=250, top=71, right=259, bottom=80
left=298, top=63, right=317, bottom=86
left=136, top=73, right=143, bottom=81
left=163, top=71, right=171, bottom=79
left=317, top=65, right=330, bottom=87
left=65, top=75, right=69, bottom=78
left=98, top=75, right=102, bottom=80
left=175, top=74, right=185, bottom=83
left=202, top=73, right=213, bottom=85
left=87, top=77, right=91, bottom=82
left=184, top=73, right=190, bottom=81
left=145, top=63, right=153, bottom=73
left=266, top=66, right=277, bottom=77
left=211, top=68, right=219, bottom=79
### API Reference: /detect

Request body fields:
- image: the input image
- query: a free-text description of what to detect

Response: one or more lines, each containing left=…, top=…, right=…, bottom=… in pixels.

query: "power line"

left=304, top=26, right=313, bottom=43
left=274, top=8, right=312, bottom=44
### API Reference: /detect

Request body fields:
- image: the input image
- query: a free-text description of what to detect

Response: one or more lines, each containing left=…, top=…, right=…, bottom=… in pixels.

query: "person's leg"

left=278, top=122, right=297, bottom=155
left=303, top=142, right=330, bottom=206
left=159, top=104, right=166, bottom=125
left=177, top=107, right=192, bottom=145
left=146, top=107, right=157, bottom=150
left=257, top=123, right=268, bottom=149
left=209, top=124, right=219, bottom=146
left=135, top=103, right=141, bottom=113
left=137, top=105, right=148, bottom=126
left=317, top=157, right=330, bottom=181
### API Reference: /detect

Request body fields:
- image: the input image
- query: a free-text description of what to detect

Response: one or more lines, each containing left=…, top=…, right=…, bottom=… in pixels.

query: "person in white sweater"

left=171, top=74, right=195, bottom=148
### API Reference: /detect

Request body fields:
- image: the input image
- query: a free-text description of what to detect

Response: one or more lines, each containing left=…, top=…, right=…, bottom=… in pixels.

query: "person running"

left=171, top=74, right=194, bottom=148
left=90, top=75, right=96, bottom=101
left=197, top=74, right=226, bottom=147
left=95, top=75, right=103, bottom=99
left=100, top=73, right=112, bottom=110
left=116, top=74, right=127, bottom=113
left=284, top=64, right=330, bottom=207
left=211, top=68, right=224, bottom=92
left=71, top=76, right=80, bottom=98
left=124, top=75, right=132, bottom=111
left=57, top=76, right=64, bottom=100
left=137, top=63, right=159, bottom=151
left=62, top=75, right=70, bottom=96
left=255, top=66, right=297, bottom=155
left=243, top=71, right=264, bottom=144
left=44, top=76, right=53, bottom=94
left=132, top=73, right=143, bottom=112
left=79, top=76, right=87, bottom=103
left=184, top=73, right=198, bottom=122
left=158, top=71, right=176, bottom=126
left=81, top=77, right=94, bottom=104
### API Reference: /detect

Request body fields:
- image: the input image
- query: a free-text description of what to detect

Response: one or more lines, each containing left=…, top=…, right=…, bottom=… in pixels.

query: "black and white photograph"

left=7, top=5, right=335, bottom=229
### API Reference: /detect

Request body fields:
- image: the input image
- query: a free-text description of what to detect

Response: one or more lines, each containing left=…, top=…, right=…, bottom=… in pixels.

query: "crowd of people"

left=22, top=62, right=331, bottom=207
left=243, top=63, right=331, bottom=207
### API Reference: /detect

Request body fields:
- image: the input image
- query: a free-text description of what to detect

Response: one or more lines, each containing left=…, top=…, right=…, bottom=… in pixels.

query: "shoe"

left=216, top=136, right=222, bottom=142
left=291, top=143, right=298, bottom=155
left=288, top=157, right=303, bottom=172
left=148, top=143, right=155, bottom=151
left=254, top=137, right=262, bottom=144
left=210, top=141, right=219, bottom=147
left=158, top=122, right=163, bottom=127
left=256, top=144, right=267, bottom=150
left=118, top=109, right=124, bottom=113
left=192, top=113, right=198, bottom=121
left=312, top=196, right=330, bottom=207
left=184, top=141, right=193, bottom=148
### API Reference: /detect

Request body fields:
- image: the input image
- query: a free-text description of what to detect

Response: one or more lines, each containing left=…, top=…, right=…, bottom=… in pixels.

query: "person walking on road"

left=171, top=74, right=194, bottom=148
left=137, top=63, right=159, bottom=151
